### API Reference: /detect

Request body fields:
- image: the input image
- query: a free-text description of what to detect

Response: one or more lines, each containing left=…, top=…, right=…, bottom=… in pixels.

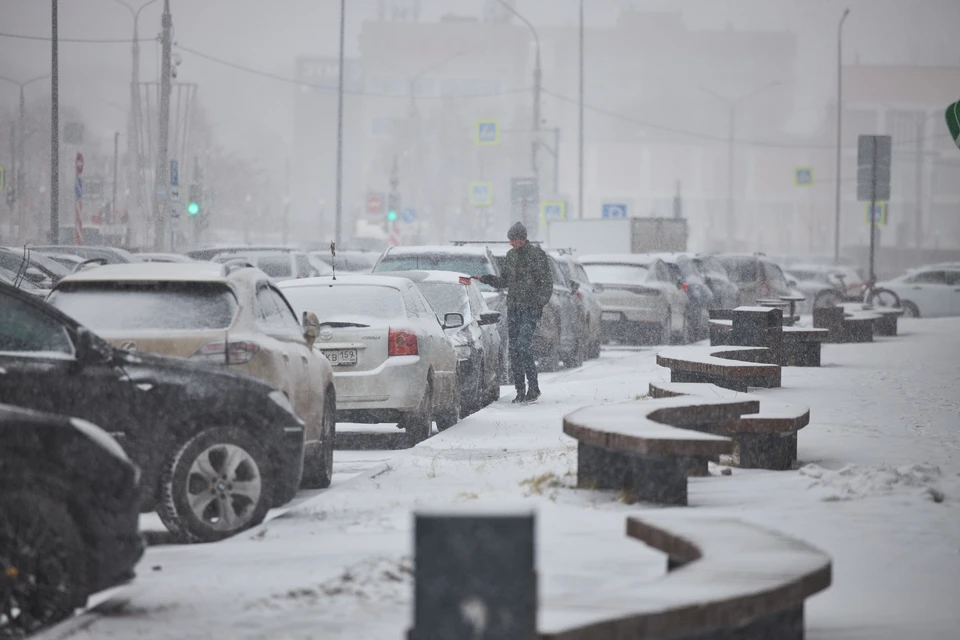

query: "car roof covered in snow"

left=277, top=274, right=411, bottom=290
left=383, top=245, right=491, bottom=256
left=58, top=262, right=233, bottom=283
left=577, top=253, right=661, bottom=266
left=376, top=270, right=472, bottom=284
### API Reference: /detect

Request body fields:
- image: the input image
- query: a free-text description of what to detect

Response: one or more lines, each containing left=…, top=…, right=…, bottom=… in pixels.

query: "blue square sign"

left=601, top=203, right=627, bottom=219
left=795, top=167, right=813, bottom=187
left=475, top=120, right=499, bottom=146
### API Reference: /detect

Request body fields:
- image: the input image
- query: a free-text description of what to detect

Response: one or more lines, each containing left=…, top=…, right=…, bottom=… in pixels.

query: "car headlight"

left=268, top=390, right=297, bottom=416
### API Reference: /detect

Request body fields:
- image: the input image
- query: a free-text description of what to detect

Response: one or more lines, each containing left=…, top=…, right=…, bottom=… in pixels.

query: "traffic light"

left=387, top=209, right=397, bottom=222
left=188, top=183, right=202, bottom=216
left=386, top=191, right=400, bottom=224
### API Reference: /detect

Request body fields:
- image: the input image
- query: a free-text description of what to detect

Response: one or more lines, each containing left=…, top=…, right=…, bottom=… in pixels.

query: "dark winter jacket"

left=481, top=242, right=554, bottom=312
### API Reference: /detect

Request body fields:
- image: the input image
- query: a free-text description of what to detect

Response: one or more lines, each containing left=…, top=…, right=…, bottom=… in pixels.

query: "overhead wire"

left=0, top=31, right=147, bottom=44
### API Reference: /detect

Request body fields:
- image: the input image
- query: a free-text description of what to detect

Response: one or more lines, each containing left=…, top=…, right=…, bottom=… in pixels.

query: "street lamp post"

left=0, top=73, right=50, bottom=238
left=112, top=0, right=160, bottom=234
left=50, top=0, right=59, bottom=244
left=699, top=81, right=780, bottom=249
left=335, top=0, right=346, bottom=248
left=834, top=8, right=851, bottom=265
left=578, top=0, right=584, bottom=220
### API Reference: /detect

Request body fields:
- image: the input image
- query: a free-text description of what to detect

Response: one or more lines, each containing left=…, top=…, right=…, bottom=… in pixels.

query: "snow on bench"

left=709, top=319, right=829, bottom=367
left=563, top=396, right=757, bottom=506
left=539, top=512, right=832, bottom=640
left=814, top=306, right=884, bottom=343
left=649, top=381, right=810, bottom=470
left=656, top=345, right=781, bottom=392
left=842, top=302, right=903, bottom=336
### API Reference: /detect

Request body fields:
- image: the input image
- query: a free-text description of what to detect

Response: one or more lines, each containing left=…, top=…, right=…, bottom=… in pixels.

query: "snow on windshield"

left=580, top=263, right=650, bottom=285
left=47, top=283, right=238, bottom=331
left=376, top=254, right=495, bottom=291
left=417, top=282, right=471, bottom=322
left=282, top=285, right=405, bottom=321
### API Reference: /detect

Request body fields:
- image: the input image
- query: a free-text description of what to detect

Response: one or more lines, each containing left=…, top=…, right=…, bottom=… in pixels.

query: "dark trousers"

left=508, top=307, right=541, bottom=391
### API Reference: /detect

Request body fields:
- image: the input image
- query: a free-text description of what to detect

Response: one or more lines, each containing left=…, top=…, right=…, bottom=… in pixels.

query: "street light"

left=0, top=73, right=50, bottom=238
left=834, top=8, right=851, bottom=265
left=699, top=80, right=781, bottom=248
left=111, top=0, right=160, bottom=231
left=495, top=0, right=542, bottom=225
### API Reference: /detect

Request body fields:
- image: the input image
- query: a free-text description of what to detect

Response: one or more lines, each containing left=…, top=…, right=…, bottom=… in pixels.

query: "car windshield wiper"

left=319, top=321, right=371, bottom=328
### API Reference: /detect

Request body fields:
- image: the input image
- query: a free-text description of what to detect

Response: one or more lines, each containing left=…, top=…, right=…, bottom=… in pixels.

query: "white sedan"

left=279, top=275, right=461, bottom=442
left=877, top=267, right=960, bottom=317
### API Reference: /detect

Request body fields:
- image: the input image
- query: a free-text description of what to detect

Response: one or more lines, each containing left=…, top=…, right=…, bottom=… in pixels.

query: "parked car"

left=0, top=265, right=48, bottom=298
left=578, top=254, right=691, bottom=344
left=211, top=250, right=328, bottom=282
left=311, top=250, right=378, bottom=273
left=0, top=281, right=306, bottom=542
left=488, top=244, right=585, bottom=370
left=783, top=267, right=846, bottom=311
left=45, top=261, right=337, bottom=489
left=690, top=254, right=740, bottom=310
left=382, top=270, right=502, bottom=415
left=0, top=402, right=144, bottom=634
left=641, top=253, right=715, bottom=341
left=185, top=244, right=296, bottom=261
left=875, top=266, right=960, bottom=317
left=279, top=275, right=461, bottom=442
left=39, top=251, right=87, bottom=271
left=372, top=245, right=511, bottom=380
left=713, top=254, right=802, bottom=307
left=0, top=247, right=73, bottom=287
left=136, top=252, right=196, bottom=263
left=30, top=245, right=140, bottom=264
left=552, top=251, right=603, bottom=359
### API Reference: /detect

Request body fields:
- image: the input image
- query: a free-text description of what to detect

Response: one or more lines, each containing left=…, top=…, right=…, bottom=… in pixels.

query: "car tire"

left=436, top=376, right=461, bottom=432
left=659, top=308, right=673, bottom=345
left=901, top=300, right=920, bottom=318
left=157, top=427, right=273, bottom=543
left=400, top=379, right=433, bottom=443
left=564, top=338, right=584, bottom=368
left=301, top=388, right=336, bottom=490
left=0, top=491, right=89, bottom=634
left=538, top=323, right=561, bottom=372
left=463, top=362, right=484, bottom=416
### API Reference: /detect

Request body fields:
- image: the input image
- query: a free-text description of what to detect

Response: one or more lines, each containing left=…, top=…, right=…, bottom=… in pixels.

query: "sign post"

left=74, top=153, right=84, bottom=245
left=857, top=134, right=892, bottom=283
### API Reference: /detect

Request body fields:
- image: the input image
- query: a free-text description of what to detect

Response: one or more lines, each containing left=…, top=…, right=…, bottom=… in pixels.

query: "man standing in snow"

left=477, top=222, right=554, bottom=403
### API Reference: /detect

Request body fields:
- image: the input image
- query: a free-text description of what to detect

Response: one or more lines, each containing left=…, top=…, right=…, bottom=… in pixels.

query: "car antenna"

left=330, top=242, right=337, bottom=280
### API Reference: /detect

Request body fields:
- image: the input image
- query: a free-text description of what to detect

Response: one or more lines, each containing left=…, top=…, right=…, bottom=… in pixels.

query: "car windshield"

left=47, top=283, right=238, bottom=330
left=580, top=263, right=649, bottom=284
left=717, top=257, right=758, bottom=283
left=417, top=282, right=471, bottom=322
left=256, top=255, right=293, bottom=278
left=790, top=270, right=829, bottom=283
left=281, top=285, right=405, bottom=321
left=376, top=254, right=495, bottom=291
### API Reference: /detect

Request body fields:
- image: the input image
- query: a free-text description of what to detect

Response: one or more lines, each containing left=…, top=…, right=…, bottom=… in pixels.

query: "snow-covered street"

left=42, top=318, right=960, bottom=640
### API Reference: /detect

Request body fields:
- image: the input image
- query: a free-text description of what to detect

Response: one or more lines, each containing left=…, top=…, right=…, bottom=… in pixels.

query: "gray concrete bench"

left=649, top=381, right=809, bottom=470
left=563, top=397, right=758, bottom=505
left=709, top=319, right=826, bottom=366
left=813, top=306, right=885, bottom=343
left=539, top=512, right=832, bottom=640
left=656, top=345, right=781, bottom=392
left=843, top=302, right=903, bottom=336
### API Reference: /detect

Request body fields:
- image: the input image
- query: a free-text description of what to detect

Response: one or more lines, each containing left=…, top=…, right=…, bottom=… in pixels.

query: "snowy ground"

left=39, top=319, right=960, bottom=640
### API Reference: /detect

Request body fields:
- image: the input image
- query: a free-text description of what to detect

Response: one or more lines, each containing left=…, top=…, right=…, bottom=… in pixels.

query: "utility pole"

left=50, top=0, right=60, bottom=244
left=578, top=0, right=584, bottom=220
left=112, top=132, right=120, bottom=220
left=833, top=8, right=851, bottom=265
left=913, top=115, right=924, bottom=248
left=334, top=0, right=346, bottom=247
left=153, top=0, right=172, bottom=250
left=726, top=108, right=735, bottom=245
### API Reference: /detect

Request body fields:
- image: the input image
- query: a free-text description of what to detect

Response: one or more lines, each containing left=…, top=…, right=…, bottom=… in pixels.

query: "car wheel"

left=157, top=427, right=273, bottom=543
left=400, top=379, right=433, bottom=443
left=436, top=376, right=461, bottom=432
left=538, top=325, right=561, bottom=372
left=564, top=338, right=584, bottom=368
left=659, top=307, right=673, bottom=345
left=301, top=388, right=336, bottom=490
left=901, top=301, right=920, bottom=318
left=463, top=362, right=484, bottom=416
left=0, top=492, right=88, bottom=634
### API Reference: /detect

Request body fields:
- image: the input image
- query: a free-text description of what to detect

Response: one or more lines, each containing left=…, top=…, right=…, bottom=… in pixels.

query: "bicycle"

left=834, top=273, right=901, bottom=308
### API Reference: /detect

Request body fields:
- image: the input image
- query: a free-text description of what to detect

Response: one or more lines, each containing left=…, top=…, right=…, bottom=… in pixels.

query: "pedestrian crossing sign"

left=469, top=182, right=493, bottom=206
left=795, top=167, right=814, bottom=187
left=475, top=120, right=500, bottom=146
left=540, top=201, right=566, bottom=227
left=865, top=202, right=887, bottom=225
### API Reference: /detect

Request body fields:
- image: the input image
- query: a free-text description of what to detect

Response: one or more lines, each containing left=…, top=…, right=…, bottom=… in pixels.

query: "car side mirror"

left=302, top=311, right=320, bottom=349
left=443, top=312, right=464, bottom=329
left=75, top=326, right=111, bottom=366
left=787, top=279, right=797, bottom=287
left=568, top=280, right=580, bottom=292
left=479, top=311, right=501, bottom=326
left=592, top=283, right=604, bottom=293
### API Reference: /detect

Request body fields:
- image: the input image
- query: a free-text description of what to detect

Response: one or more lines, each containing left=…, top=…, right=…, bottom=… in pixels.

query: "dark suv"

left=0, top=281, right=306, bottom=543
left=1, top=403, right=144, bottom=634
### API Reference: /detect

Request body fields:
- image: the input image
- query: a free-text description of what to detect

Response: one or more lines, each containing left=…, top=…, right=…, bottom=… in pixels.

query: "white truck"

left=546, top=217, right=688, bottom=254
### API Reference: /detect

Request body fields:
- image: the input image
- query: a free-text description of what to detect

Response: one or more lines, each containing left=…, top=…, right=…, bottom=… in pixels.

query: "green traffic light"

left=387, top=210, right=397, bottom=221
left=187, top=202, right=199, bottom=215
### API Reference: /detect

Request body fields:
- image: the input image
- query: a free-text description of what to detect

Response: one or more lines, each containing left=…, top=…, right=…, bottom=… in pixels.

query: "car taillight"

left=575, top=290, right=583, bottom=300
left=681, top=283, right=689, bottom=291
left=192, top=340, right=260, bottom=365
left=388, top=329, right=418, bottom=356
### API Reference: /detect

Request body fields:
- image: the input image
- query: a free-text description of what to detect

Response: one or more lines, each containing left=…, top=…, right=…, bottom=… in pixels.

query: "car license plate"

left=323, top=349, right=357, bottom=366
left=602, top=311, right=622, bottom=321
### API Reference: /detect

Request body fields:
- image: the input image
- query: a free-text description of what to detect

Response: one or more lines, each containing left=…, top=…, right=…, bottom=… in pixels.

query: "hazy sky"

left=1, top=0, right=958, bottom=184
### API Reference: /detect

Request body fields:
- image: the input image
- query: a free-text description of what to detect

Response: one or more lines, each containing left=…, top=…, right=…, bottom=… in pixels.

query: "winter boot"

left=524, top=387, right=541, bottom=403
left=512, top=387, right=526, bottom=403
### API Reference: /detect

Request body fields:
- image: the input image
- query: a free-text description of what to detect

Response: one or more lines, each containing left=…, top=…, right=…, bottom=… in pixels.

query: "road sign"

left=469, top=182, right=493, bottom=206
left=75, top=153, right=84, bottom=176
left=540, top=200, right=566, bottom=227
left=366, top=192, right=384, bottom=214
left=601, top=203, right=628, bottom=219
left=401, top=208, right=416, bottom=224
left=170, top=159, right=179, bottom=187
left=947, top=100, right=960, bottom=149
left=857, top=135, right=892, bottom=201
left=865, top=202, right=887, bottom=226
left=794, top=167, right=814, bottom=187
left=475, top=120, right=500, bottom=146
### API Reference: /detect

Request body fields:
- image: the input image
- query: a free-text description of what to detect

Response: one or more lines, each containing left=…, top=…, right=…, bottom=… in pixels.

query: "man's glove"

left=477, top=274, right=495, bottom=286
